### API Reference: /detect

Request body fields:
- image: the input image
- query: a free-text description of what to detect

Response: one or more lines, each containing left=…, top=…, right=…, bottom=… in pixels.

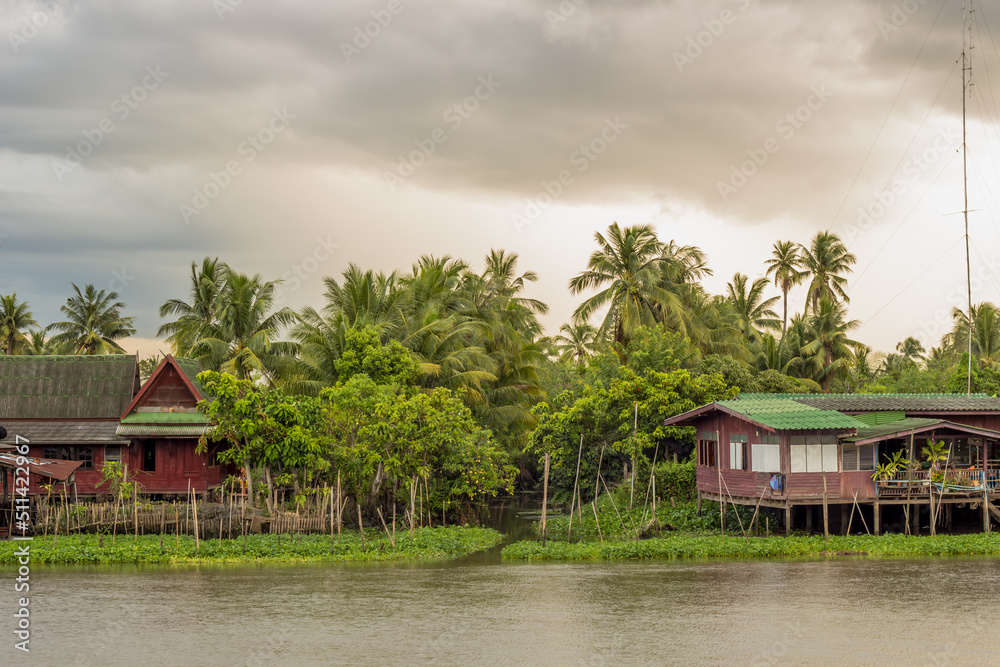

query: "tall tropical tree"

left=895, top=337, right=926, bottom=364
left=157, top=257, right=227, bottom=356
left=47, top=284, right=136, bottom=354
left=764, top=240, right=804, bottom=333
left=946, top=302, right=1000, bottom=366
left=725, top=273, right=781, bottom=342
left=189, top=269, right=298, bottom=382
left=569, top=222, right=678, bottom=346
left=799, top=231, right=856, bottom=312
left=0, top=293, right=38, bottom=354
left=554, top=322, right=599, bottom=365
left=800, top=297, right=863, bottom=391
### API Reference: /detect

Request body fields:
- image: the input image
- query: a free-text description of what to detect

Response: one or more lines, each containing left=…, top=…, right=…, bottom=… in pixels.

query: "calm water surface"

left=1, top=553, right=999, bottom=666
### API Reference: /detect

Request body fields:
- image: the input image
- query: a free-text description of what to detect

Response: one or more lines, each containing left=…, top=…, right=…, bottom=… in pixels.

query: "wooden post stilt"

left=822, top=476, right=829, bottom=543
left=785, top=504, right=792, bottom=536
left=873, top=500, right=880, bottom=535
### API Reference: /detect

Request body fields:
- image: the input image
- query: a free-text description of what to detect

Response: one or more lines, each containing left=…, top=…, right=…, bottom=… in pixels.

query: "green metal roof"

left=121, top=411, right=207, bottom=425
left=852, top=411, right=906, bottom=426
left=0, top=355, right=138, bottom=419
left=840, top=417, right=946, bottom=442
left=719, top=397, right=870, bottom=431
left=116, top=423, right=207, bottom=437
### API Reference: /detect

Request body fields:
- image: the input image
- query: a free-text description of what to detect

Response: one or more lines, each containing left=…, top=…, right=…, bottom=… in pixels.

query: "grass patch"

left=502, top=532, right=1000, bottom=561
left=0, top=526, right=502, bottom=565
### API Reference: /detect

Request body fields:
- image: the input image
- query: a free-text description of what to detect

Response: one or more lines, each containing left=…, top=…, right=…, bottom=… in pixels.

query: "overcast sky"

left=3, top=0, right=1000, bottom=359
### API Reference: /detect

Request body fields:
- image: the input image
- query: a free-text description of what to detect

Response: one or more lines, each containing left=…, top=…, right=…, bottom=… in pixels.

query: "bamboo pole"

left=330, top=482, right=340, bottom=553
left=600, top=473, right=632, bottom=537
left=192, top=486, right=200, bottom=553
left=357, top=497, right=366, bottom=553
left=539, top=453, right=550, bottom=545
left=376, top=506, right=395, bottom=548
left=719, top=475, right=749, bottom=546
left=567, top=434, right=584, bottom=541
left=336, top=471, right=342, bottom=540
left=592, top=445, right=606, bottom=543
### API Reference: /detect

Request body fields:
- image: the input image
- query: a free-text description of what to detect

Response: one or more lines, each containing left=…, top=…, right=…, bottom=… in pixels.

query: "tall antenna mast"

left=963, top=0, right=973, bottom=395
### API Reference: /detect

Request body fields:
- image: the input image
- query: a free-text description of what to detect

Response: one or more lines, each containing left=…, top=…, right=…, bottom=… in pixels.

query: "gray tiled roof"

left=738, top=393, right=1000, bottom=412
left=0, top=355, right=138, bottom=419
left=0, top=420, right=129, bottom=445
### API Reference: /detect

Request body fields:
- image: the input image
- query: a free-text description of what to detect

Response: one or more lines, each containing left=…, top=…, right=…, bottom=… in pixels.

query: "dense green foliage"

left=0, top=527, right=501, bottom=565
left=502, top=532, right=1000, bottom=561
left=198, top=370, right=516, bottom=519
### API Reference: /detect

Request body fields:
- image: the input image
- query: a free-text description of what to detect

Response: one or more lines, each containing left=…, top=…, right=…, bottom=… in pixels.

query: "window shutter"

left=822, top=444, right=838, bottom=472
left=843, top=444, right=858, bottom=471
left=791, top=445, right=807, bottom=473
left=806, top=444, right=823, bottom=472
left=859, top=445, right=875, bottom=471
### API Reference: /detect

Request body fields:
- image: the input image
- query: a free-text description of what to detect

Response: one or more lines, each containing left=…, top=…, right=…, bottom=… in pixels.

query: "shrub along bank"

left=502, top=531, right=1000, bottom=561
left=0, top=526, right=502, bottom=565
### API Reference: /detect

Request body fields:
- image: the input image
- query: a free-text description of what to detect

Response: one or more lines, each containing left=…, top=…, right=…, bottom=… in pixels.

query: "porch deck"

left=877, top=469, right=1000, bottom=497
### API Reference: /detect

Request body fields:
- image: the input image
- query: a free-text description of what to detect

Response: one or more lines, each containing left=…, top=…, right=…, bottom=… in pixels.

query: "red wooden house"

left=0, top=355, right=139, bottom=497
left=0, top=354, right=227, bottom=498
left=116, top=355, right=228, bottom=495
left=664, top=393, right=1000, bottom=535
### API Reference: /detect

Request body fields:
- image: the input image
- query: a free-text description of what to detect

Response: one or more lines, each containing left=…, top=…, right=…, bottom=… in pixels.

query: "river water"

left=1, top=551, right=999, bottom=666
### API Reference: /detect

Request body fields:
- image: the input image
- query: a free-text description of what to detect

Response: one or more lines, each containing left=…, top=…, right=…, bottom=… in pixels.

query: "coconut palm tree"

left=157, top=257, right=227, bottom=356
left=945, top=302, right=1000, bottom=366
left=47, top=284, right=136, bottom=354
left=799, top=231, right=856, bottom=312
left=764, top=240, right=804, bottom=333
left=318, top=264, right=405, bottom=340
left=189, top=270, right=298, bottom=383
left=554, top=322, right=599, bottom=365
left=895, top=337, right=926, bottom=365
left=800, top=297, right=863, bottom=391
left=0, top=293, right=38, bottom=354
left=725, top=273, right=781, bottom=343
left=569, top=222, right=680, bottom=346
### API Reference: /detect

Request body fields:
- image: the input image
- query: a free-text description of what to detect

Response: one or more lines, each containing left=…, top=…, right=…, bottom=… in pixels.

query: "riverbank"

left=0, top=526, right=502, bottom=565
left=502, top=532, right=1000, bottom=560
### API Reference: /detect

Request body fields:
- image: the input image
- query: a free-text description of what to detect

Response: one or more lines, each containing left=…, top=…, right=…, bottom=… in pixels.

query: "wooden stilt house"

left=664, top=393, right=1000, bottom=535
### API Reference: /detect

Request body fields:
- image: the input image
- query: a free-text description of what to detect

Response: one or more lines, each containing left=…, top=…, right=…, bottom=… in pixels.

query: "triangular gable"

left=119, top=355, right=205, bottom=418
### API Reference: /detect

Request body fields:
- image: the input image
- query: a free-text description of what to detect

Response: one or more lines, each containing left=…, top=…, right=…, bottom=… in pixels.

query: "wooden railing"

left=877, top=469, right=998, bottom=497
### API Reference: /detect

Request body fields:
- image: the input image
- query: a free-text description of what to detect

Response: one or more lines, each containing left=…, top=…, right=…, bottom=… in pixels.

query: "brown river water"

left=1, top=551, right=999, bottom=666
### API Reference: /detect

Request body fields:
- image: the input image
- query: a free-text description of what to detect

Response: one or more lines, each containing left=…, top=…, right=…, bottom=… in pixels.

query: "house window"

left=40, top=446, right=93, bottom=470
left=105, top=446, right=122, bottom=464
left=698, top=433, right=718, bottom=467
left=142, top=441, right=156, bottom=472
left=730, top=434, right=748, bottom=471
left=77, top=447, right=93, bottom=470
left=790, top=435, right=838, bottom=473
left=842, top=444, right=875, bottom=471
left=751, top=435, right=781, bottom=473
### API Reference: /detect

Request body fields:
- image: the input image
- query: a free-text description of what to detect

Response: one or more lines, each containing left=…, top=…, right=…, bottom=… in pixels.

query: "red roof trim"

left=119, top=355, right=204, bottom=419
left=663, top=402, right=777, bottom=432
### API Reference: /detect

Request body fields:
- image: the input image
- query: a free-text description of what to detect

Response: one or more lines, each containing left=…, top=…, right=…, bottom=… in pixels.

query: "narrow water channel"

left=2, top=554, right=999, bottom=666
